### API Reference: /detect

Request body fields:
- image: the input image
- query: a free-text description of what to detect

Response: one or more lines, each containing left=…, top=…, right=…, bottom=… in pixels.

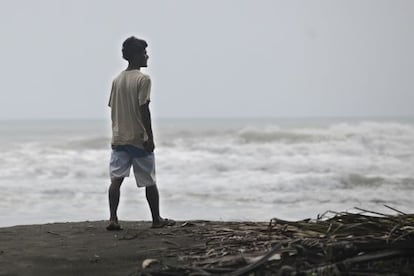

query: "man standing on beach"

left=107, top=36, right=175, bottom=230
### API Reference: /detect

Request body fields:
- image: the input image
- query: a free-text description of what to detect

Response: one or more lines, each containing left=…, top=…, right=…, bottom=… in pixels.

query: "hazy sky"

left=1, top=0, right=413, bottom=119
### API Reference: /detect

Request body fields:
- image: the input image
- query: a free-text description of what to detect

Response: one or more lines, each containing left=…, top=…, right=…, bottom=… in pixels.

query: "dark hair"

left=122, top=36, right=148, bottom=61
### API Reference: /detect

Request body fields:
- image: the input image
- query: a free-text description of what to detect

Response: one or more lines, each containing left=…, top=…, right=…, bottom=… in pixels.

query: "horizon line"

left=1, top=115, right=414, bottom=121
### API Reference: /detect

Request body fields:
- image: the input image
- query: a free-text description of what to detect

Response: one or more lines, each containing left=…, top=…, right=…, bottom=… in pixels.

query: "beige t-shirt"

left=108, top=70, right=151, bottom=148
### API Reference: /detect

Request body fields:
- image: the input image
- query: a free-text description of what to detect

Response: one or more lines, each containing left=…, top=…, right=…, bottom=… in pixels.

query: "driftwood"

left=138, top=207, right=414, bottom=276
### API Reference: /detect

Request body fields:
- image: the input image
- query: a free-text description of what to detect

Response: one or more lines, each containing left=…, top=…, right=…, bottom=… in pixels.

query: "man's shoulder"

left=112, top=71, right=126, bottom=83
left=114, top=70, right=151, bottom=81
left=137, top=72, right=151, bottom=87
left=139, top=71, right=151, bottom=81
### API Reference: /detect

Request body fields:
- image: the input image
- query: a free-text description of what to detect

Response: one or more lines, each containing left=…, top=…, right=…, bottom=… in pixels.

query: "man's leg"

left=145, top=184, right=161, bottom=224
left=133, top=154, right=175, bottom=228
left=145, top=185, right=176, bottom=228
left=109, top=177, right=124, bottom=223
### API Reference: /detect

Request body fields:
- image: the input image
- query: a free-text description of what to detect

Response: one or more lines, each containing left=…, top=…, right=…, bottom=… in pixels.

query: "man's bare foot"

left=106, top=220, right=123, bottom=231
left=151, top=218, right=176, bottom=229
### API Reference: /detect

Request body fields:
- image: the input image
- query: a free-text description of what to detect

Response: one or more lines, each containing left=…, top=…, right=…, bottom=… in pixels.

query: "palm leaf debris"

left=137, top=207, right=414, bottom=275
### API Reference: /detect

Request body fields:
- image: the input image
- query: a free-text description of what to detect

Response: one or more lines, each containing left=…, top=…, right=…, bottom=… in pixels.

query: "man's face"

left=138, top=49, right=149, bottom=67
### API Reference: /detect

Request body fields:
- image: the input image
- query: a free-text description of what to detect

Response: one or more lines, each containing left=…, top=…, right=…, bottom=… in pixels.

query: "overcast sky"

left=1, top=0, right=413, bottom=119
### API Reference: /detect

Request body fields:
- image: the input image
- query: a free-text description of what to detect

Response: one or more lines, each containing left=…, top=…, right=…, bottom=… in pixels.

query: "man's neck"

left=126, top=63, right=141, bottom=71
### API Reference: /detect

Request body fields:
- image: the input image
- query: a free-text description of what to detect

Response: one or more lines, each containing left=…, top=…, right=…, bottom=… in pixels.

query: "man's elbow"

left=139, top=103, right=150, bottom=116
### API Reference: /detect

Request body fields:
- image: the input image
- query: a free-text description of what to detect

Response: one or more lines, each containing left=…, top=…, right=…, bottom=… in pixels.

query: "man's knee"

left=145, top=184, right=158, bottom=192
left=111, top=177, right=124, bottom=186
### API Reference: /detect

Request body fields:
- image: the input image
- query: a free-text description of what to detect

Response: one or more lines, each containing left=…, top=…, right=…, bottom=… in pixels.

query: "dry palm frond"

left=139, top=206, right=414, bottom=276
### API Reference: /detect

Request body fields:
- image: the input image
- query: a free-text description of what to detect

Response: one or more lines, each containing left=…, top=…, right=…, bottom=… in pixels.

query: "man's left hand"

left=143, top=139, right=155, bottom=153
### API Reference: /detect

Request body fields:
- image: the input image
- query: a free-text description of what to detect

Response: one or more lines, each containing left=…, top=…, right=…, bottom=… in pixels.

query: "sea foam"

left=0, top=118, right=413, bottom=226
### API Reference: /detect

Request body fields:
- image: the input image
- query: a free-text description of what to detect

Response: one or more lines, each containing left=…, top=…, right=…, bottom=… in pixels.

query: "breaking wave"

left=1, top=118, right=414, bottom=226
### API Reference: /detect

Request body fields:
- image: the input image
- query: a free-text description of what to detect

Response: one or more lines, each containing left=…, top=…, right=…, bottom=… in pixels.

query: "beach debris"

left=46, top=230, right=60, bottom=236
left=180, top=221, right=196, bottom=227
left=89, top=254, right=100, bottom=263
left=119, top=233, right=139, bottom=240
left=142, top=258, right=160, bottom=269
left=140, top=206, right=414, bottom=275
left=162, top=239, right=181, bottom=247
left=118, top=229, right=143, bottom=241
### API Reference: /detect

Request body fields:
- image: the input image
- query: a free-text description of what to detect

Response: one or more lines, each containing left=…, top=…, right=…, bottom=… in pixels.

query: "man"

left=107, top=36, right=175, bottom=230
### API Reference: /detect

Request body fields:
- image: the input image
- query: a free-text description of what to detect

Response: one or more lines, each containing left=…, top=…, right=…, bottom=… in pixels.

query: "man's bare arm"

left=139, top=102, right=154, bottom=152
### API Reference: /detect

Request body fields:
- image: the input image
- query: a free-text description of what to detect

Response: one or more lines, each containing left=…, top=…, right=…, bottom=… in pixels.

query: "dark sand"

left=0, top=220, right=213, bottom=276
left=3, top=216, right=412, bottom=275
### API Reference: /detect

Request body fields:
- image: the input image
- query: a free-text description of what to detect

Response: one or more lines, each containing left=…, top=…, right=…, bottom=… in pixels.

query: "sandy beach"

left=0, top=220, right=208, bottom=276
left=1, top=212, right=414, bottom=276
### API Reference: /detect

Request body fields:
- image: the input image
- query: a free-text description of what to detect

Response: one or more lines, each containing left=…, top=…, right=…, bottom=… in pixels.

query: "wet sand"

left=0, top=220, right=212, bottom=276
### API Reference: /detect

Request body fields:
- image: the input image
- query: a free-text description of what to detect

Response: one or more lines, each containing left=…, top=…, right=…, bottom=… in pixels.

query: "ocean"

left=0, top=117, right=413, bottom=227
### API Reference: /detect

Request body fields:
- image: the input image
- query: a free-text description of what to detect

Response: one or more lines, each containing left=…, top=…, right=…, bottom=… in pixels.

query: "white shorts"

left=109, top=145, right=156, bottom=187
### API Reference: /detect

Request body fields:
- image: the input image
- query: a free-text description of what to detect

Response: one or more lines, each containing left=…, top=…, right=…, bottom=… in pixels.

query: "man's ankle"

left=152, top=216, right=162, bottom=224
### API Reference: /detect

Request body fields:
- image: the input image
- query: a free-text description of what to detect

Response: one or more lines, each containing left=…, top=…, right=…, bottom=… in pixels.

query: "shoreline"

left=1, top=212, right=413, bottom=276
